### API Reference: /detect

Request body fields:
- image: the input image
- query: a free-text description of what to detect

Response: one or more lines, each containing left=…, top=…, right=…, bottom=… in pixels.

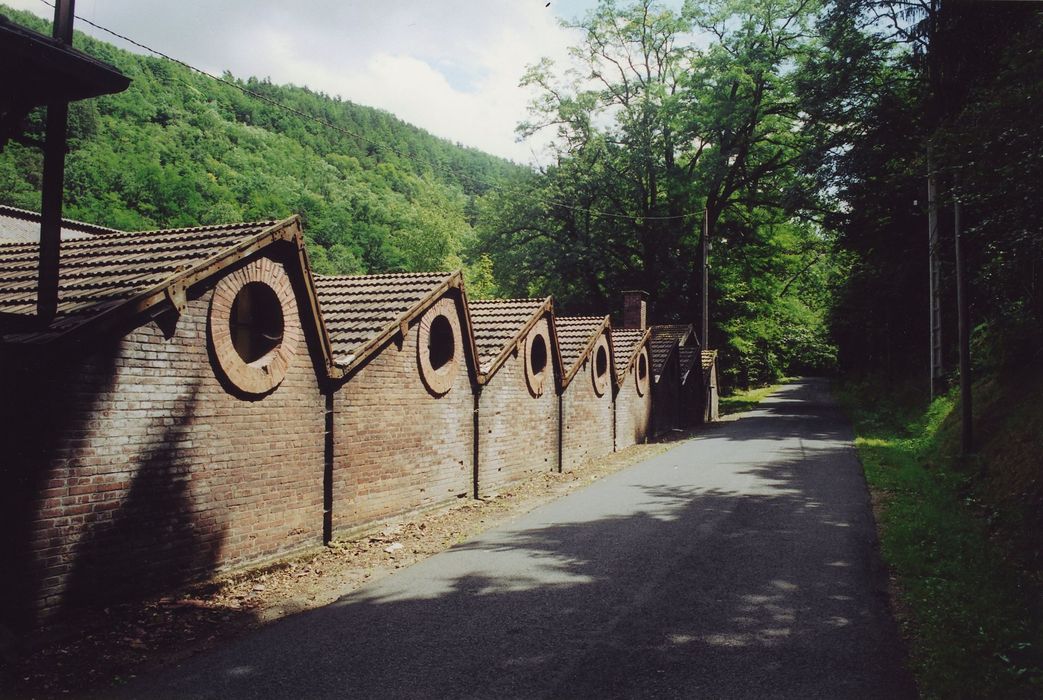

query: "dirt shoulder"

left=3, top=433, right=698, bottom=699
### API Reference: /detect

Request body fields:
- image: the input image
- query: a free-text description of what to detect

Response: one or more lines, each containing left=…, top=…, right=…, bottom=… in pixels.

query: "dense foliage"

left=0, top=6, right=525, bottom=282
left=476, top=0, right=839, bottom=386
left=798, top=0, right=1043, bottom=378
left=7, top=1, right=1035, bottom=391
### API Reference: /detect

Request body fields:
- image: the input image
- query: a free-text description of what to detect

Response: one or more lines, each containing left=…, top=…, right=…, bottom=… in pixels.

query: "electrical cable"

left=36, top=0, right=706, bottom=224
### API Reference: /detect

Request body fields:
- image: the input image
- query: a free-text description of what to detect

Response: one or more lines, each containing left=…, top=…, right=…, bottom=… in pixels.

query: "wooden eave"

left=332, top=270, right=481, bottom=384
left=615, top=327, right=652, bottom=385
left=653, top=340, right=680, bottom=384
left=560, top=315, right=612, bottom=389
left=476, top=296, right=561, bottom=386
left=0, top=15, right=130, bottom=105
left=9, top=216, right=344, bottom=380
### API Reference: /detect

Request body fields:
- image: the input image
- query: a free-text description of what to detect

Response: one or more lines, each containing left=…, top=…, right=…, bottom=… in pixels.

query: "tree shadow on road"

left=128, top=381, right=916, bottom=700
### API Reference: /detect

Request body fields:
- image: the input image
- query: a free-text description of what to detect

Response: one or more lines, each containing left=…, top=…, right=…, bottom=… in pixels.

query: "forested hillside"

left=0, top=4, right=841, bottom=387
left=0, top=6, right=526, bottom=283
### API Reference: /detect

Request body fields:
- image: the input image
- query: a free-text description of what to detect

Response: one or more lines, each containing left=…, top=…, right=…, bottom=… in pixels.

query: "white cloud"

left=5, top=0, right=587, bottom=163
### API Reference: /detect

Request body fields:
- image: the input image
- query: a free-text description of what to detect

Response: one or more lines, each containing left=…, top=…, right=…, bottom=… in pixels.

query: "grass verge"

left=836, top=378, right=1043, bottom=698
left=719, top=379, right=790, bottom=415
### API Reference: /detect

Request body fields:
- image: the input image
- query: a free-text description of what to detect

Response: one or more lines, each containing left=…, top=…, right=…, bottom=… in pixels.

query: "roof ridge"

left=0, top=204, right=121, bottom=235
left=316, top=271, right=450, bottom=281
left=470, top=297, right=542, bottom=304
left=126, top=220, right=280, bottom=236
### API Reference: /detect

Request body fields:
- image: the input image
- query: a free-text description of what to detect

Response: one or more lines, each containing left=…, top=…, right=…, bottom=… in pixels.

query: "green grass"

left=719, top=380, right=789, bottom=415
left=837, top=379, right=1043, bottom=699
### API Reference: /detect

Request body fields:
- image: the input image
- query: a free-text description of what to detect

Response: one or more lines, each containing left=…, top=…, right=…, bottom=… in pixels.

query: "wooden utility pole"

left=701, top=208, right=709, bottom=348
left=928, top=151, right=943, bottom=397
left=38, top=0, right=75, bottom=320
left=953, top=181, right=973, bottom=453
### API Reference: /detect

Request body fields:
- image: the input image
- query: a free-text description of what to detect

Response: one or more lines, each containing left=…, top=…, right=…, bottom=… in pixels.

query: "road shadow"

left=121, top=378, right=915, bottom=700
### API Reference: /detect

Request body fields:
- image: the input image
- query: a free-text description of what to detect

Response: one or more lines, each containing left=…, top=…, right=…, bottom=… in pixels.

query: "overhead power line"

left=35, top=0, right=705, bottom=224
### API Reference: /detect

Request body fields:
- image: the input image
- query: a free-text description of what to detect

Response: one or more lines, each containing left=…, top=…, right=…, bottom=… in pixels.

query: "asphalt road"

left=120, top=378, right=916, bottom=699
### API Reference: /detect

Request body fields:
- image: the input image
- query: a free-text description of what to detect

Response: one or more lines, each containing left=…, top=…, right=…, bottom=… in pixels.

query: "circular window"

left=209, top=257, right=301, bottom=395
left=524, top=321, right=551, bottom=397
left=635, top=347, right=650, bottom=396
left=428, top=314, right=455, bottom=370
left=591, top=334, right=610, bottom=396
left=417, top=297, right=461, bottom=395
left=230, top=282, right=284, bottom=364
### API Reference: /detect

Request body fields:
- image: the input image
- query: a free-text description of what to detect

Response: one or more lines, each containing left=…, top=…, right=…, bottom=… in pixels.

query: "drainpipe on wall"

left=556, top=391, right=563, bottom=474
left=472, top=386, right=481, bottom=499
left=322, top=390, right=334, bottom=544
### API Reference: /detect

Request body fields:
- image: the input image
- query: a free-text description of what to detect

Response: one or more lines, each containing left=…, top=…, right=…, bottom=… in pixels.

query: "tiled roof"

left=0, top=219, right=288, bottom=343
left=702, top=349, right=717, bottom=371
left=679, top=346, right=699, bottom=383
left=611, top=328, right=645, bottom=378
left=0, top=205, right=118, bottom=242
left=313, top=272, right=452, bottom=364
left=468, top=298, right=545, bottom=373
left=555, top=315, right=607, bottom=377
left=650, top=324, right=695, bottom=375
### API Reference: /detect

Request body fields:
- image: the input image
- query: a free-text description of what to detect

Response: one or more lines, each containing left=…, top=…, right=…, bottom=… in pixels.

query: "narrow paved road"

left=122, top=378, right=915, bottom=699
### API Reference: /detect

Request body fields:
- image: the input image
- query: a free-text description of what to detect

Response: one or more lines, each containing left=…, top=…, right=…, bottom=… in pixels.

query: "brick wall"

left=560, top=334, right=615, bottom=471
left=615, top=348, right=652, bottom=449
left=0, top=253, right=325, bottom=632
left=476, top=317, right=559, bottom=495
left=330, top=292, right=475, bottom=534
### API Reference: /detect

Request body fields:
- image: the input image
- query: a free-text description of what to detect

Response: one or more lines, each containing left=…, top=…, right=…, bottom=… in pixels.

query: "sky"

left=5, top=0, right=690, bottom=164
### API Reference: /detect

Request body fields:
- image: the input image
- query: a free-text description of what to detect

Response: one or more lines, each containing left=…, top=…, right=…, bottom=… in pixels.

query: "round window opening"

left=428, top=314, right=456, bottom=371
left=229, top=282, right=284, bottom=364
left=638, top=353, right=648, bottom=381
left=595, top=345, right=608, bottom=378
left=529, top=333, right=548, bottom=376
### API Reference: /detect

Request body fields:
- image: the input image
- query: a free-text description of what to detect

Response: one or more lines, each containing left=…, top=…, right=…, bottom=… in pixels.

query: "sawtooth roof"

left=702, top=349, right=718, bottom=372
left=468, top=297, right=547, bottom=374
left=555, top=315, right=609, bottom=381
left=0, top=217, right=297, bottom=344
left=610, top=328, right=647, bottom=379
left=650, top=323, right=696, bottom=375
left=0, top=205, right=118, bottom=242
left=679, top=346, right=700, bottom=384
left=313, top=272, right=456, bottom=367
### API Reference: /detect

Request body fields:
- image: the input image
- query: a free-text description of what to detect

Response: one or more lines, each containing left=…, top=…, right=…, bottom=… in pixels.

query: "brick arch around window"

left=523, top=316, right=552, bottom=397
left=417, top=296, right=464, bottom=396
left=591, top=332, right=611, bottom=397
left=209, top=256, right=302, bottom=395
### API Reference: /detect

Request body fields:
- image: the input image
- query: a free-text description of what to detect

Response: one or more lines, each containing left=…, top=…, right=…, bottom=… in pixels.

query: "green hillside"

left=0, top=6, right=529, bottom=280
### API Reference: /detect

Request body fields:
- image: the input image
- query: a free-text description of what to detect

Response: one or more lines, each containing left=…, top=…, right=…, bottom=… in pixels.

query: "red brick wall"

left=330, top=292, right=475, bottom=534
left=615, top=348, right=652, bottom=449
left=0, top=253, right=325, bottom=631
left=560, top=335, right=615, bottom=471
left=476, top=318, right=558, bottom=494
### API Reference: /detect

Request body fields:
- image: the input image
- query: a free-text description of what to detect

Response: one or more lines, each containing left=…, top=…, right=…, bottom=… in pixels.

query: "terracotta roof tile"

left=611, top=328, right=645, bottom=378
left=313, top=272, right=452, bottom=363
left=468, top=298, right=545, bottom=373
left=0, top=219, right=285, bottom=343
left=555, top=315, right=607, bottom=376
left=701, top=349, right=717, bottom=371
left=650, top=324, right=695, bottom=375
left=0, top=205, right=118, bottom=242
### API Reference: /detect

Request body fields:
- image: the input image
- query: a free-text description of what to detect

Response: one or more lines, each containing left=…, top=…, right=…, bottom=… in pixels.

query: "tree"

left=480, top=0, right=836, bottom=383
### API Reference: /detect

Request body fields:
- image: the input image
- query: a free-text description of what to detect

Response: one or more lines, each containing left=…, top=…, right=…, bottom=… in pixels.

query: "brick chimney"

left=622, top=290, right=648, bottom=329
